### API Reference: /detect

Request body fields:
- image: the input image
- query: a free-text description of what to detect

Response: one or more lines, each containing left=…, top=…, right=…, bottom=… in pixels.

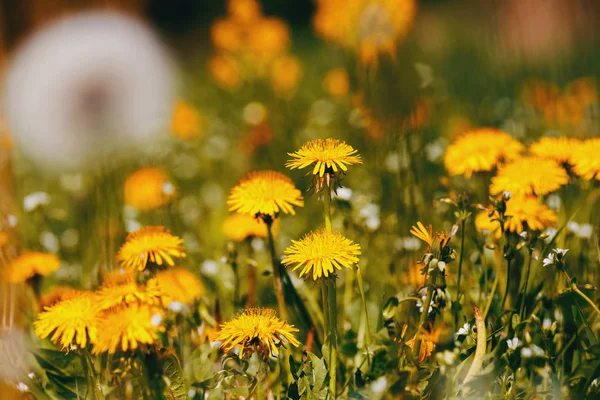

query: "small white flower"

left=201, top=259, right=219, bottom=276
left=519, top=231, right=528, bottom=238
left=150, top=313, right=163, bottom=327
left=456, top=323, right=471, bottom=336
left=531, top=345, right=545, bottom=357
left=578, top=224, right=593, bottom=239
left=506, top=337, right=520, bottom=350
left=167, top=301, right=184, bottom=313
left=23, top=192, right=51, bottom=212
left=16, top=382, right=28, bottom=392
left=521, top=347, right=533, bottom=358
left=553, top=248, right=569, bottom=256
left=162, top=182, right=176, bottom=195
left=334, top=187, right=353, bottom=201
left=542, top=253, right=555, bottom=267
left=542, top=318, right=552, bottom=331
left=371, top=376, right=387, bottom=394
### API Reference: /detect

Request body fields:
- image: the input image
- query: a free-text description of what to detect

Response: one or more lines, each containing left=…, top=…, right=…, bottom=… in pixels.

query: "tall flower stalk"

left=284, top=138, right=362, bottom=398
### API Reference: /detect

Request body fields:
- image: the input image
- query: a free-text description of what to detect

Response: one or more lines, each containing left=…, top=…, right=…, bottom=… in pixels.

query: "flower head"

left=286, top=138, right=362, bottom=190
left=490, top=157, right=569, bottom=197
left=475, top=196, right=557, bottom=236
left=314, top=0, right=417, bottom=66
left=213, top=308, right=300, bottom=359
left=96, top=279, right=162, bottom=311
left=39, top=286, right=84, bottom=308
left=93, top=304, right=164, bottom=354
left=323, top=68, right=350, bottom=98
left=124, top=167, right=176, bottom=211
left=529, top=137, right=580, bottom=165
left=444, top=128, right=524, bottom=178
left=208, top=54, right=242, bottom=90
left=405, top=328, right=439, bottom=363
left=223, top=213, right=278, bottom=242
left=282, top=229, right=361, bottom=280
left=34, top=294, right=100, bottom=349
left=154, top=268, right=204, bottom=306
left=117, top=226, right=185, bottom=271
left=227, top=170, right=304, bottom=218
left=271, top=55, right=302, bottom=95
left=171, top=100, right=203, bottom=140
left=4, top=252, right=60, bottom=283
left=410, top=222, right=433, bottom=248
left=572, top=138, right=600, bottom=180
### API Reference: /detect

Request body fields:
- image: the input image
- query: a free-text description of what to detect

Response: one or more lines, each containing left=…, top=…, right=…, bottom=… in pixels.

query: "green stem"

left=327, top=278, right=338, bottom=398
left=455, top=219, right=466, bottom=327
left=500, top=258, right=512, bottom=312
left=414, top=273, right=435, bottom=360
left=266, top=221, right=288, bottom=321
left=356, top=266, right=372, bottom=367
left=322, top=284, right=329, bottom=334
left=519, top=250, right=533, bottom=320
left=82, top=349, right=104, bottom=400
left=565, top=272, right=600, bottom=319
left=322, top=184, right=338, bottom=397
left=323, top=188, right=332, bottom=231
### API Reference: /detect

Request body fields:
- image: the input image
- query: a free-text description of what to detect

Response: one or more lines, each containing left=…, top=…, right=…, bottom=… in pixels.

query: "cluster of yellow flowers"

left=445, top=128, right=600, bottom=236
left=215, top=138, right=363, bottom=361
left=31, top=226, right=203, bottom=354
left=208, top=0, right=301, bottom=94
left=521, top=77, right=598, bottom=128
left=313, top=0, right=417, bottom=66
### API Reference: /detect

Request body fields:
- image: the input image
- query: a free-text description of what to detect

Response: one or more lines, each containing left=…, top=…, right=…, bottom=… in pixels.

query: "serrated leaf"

left=162, top=353, right=188, bottom=400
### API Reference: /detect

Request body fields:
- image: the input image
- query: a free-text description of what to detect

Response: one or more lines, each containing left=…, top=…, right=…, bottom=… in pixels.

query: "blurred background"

left=1, top=0, right=600, bottom=397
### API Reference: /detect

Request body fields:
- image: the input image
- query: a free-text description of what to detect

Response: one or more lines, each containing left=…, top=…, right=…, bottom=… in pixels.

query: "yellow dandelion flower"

left=313, top=0, right=417, bottom=66
left=323, top=68, right=350, bottom=98
left=476, top=197, right=557, bottom=236
left=171, top=100, right=203, bottom=140
left=96, top=279, right=161, bottom=311
left=101, top=268, right=136, bottom=287
left=247, top=18, right=290, bottom=60
left=227, top=170, right=304, bottom=217
left=444, top=128, right=524, bottom=178
left=405, top=329, right=439, bottom=363
left=208, top=54, right=242, bottom=90
left=286, top=138, right=362, bottom=177
left=564, top=77, right=597, bottom=107
left=271, top=55, right=302, bottom=95
left=4, top=251, right=60, bottom=284
left=490, top=157, right=569, bottom=198
left=529, top=137, right=581, bottom=165
left=474, top=211, right=502, bottom=239
left=93, top=304, right=163, bottom=354
left=282, top=229, right=361, bottom=280
left=238, top=122, right=273, bottom=155
left=117, top=226, right=186, bottom=271
left=410, top=221, right=433, bottom=247
left=34, top=294, right=100, bottom=349
left=39, top=286, right=84, bottom=308
left=0, top=231, right=8, bottom=248
left=124, top=167, right=176, bottom=211
left=228, top=0, right=262, bottom=24
left=572, top=138, right=600, bottom=181
left=154, top=268, right=204, bottom=306
left=210, top=18, right=244, bottom=52
left=213, top=308, right=300, bottom=359
left=223, top=213, right=279, bottom=242
left=521, top=79, right=560, bottom=111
